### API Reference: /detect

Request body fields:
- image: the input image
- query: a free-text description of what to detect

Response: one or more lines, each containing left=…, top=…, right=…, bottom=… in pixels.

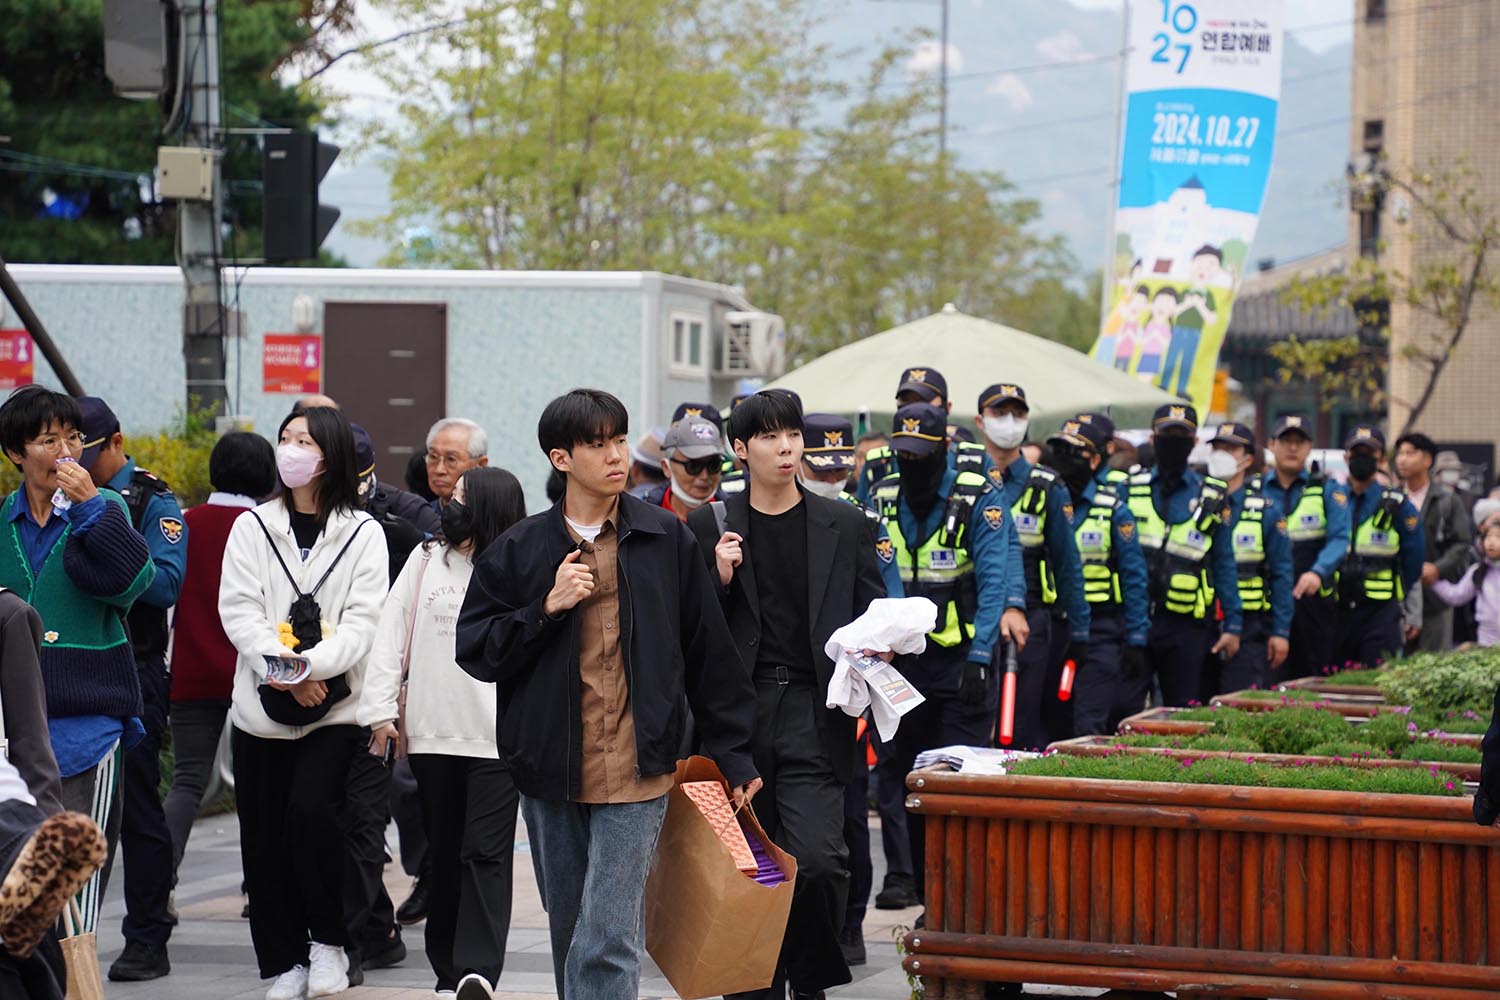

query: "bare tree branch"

left=301, top=19, right=467, bottom=82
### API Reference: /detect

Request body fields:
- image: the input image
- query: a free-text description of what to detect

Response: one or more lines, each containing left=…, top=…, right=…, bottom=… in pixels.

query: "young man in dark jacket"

left=687, top=390, right=887, bottom=1000
left=456, top=388, right=759, bottom=1000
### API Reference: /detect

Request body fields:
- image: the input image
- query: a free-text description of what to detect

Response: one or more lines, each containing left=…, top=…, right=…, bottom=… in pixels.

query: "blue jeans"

left=1160, top=325, right=1202, bottom=396
left=522, top=794, right=669, bottom=1000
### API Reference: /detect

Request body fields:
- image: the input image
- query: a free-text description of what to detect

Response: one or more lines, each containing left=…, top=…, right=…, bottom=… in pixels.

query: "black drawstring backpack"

left=250, top=513, right=369, bottom=726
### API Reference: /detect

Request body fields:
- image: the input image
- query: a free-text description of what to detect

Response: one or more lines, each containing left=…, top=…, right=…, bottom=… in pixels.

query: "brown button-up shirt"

left=566, top=510, right=675, bottom=804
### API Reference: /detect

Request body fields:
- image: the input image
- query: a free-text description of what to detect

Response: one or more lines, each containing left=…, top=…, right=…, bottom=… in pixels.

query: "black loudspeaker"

left=263, top=132, right=340, bottom=262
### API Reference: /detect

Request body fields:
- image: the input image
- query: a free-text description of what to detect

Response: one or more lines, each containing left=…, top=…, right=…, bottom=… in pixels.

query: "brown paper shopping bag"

left=60, top=899, right=104, bottom=1000
left=644, top=756, right=797, bottom=1000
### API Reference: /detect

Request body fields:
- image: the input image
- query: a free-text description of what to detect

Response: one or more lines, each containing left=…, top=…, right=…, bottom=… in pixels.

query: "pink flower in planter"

left=1445, top=781, right=1456, bottom=791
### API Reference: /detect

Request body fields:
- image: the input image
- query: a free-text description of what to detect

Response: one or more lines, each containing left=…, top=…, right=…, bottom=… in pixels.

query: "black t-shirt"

left=748, top=501, right=814, bottom=677
left=289, top=509, right=321, bottom=560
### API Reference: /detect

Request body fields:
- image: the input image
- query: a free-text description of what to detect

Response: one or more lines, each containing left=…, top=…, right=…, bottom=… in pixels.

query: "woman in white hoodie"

left=219, top=407, right=388, bottom=1000
left=361, top=467, right=525, bottom=1000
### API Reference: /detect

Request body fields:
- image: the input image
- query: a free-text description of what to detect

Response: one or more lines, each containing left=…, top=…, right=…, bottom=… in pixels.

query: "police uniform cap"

left=895, top=366, right=948, bottom=404
left=1152, top=403, right=1198, bottom=433
left=802, top=412, right=856, bottom=470
left=77, top=396, right=121, bottom=472
left=1076, top=411, right=1116, bottom=439
left=1271, top=414, right=1313, bottom=442
left=1049, top=417, right=1109, bottom=454
left=977, top=383, right=1029, bottom=413
left=1344, top=424, right=1386, bottom=451
left=890, top=404, right=947, bottom=457
left=1211, top=422, right=1256, bottom=451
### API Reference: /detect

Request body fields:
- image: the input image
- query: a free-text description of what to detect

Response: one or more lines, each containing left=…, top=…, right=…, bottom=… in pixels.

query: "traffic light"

left=262, top=132, right=340, bottom=262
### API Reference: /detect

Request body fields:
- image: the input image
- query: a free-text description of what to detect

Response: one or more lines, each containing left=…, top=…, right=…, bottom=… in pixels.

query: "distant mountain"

left=322, top=0, right=1351, bottom=275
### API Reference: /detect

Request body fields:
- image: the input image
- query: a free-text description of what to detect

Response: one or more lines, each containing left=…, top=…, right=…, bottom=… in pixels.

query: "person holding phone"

left=219, top=407, right=388, bottom=1000
left=359, top=467, right=527, bottom=1000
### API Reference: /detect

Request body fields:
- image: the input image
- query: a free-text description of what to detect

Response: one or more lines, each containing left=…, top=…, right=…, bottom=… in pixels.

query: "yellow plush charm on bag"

left=276, top=621, right=300, bottom=650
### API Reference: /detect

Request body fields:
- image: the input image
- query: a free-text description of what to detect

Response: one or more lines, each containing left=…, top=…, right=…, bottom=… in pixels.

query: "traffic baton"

left=1057, top=658, right=1077, bottom=702
left=998, top=641, right=1021, bottom=747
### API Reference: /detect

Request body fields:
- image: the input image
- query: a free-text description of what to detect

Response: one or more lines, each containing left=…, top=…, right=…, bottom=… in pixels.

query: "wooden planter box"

left=1212, top=690, right=1392, bottom=718
left=1050, top=734, right=1482, bottom=782
left=1119, top=706, right=1483, bottom=748
left=903, top=769, right=1500, bottom=999
left=1280, top=675, right=1386, bottom=699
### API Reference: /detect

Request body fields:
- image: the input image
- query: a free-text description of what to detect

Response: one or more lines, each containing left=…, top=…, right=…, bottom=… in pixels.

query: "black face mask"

left=1154, top=435, right=1193, bottom=477
left=898, top=451, right=947, bottom=510
left=440, top=500, right=474, bottom=545
left=1348, top=453, right=1378, bottom=483
left=1051, top=451, right=1094, bottom=498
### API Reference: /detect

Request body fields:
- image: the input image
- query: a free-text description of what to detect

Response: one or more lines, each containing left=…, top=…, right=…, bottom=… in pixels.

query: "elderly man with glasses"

left=633, top=415, right=727, bottom=521
left=424, top=418, right=490, bottom=510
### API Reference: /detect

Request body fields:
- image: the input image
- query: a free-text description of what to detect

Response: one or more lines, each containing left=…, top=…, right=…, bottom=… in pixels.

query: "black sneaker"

left=345, top=950, right=364, bottom=988
left=874, top=872, right=919, bottom=910
left=107, top=942, right=170, bottom=982
left=838, top=924, right=866, bottom=966
left=362, top=930, right=407, bottom=970
left=456, top=972, right=496, bottom=1000
left=396, top=877, right=431, bottom=925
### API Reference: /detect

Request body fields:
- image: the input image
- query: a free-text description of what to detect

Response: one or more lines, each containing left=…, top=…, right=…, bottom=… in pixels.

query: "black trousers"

left=1071, top=609, right=1124, bottom=737
left=728, top=680, right=851, bottom=998
left=1114, top=613, right=1213, bottom=722
left=389, top=758, right=430, bottom=878
left=841, top=734, right=873, bottom=932
left=163, top=699, right=229, bottom=879
left=866, top=731, right=912, bottom=882
left=1276, top=593, right=1337, bottom=683
left=233, top=724, right=359, bottom=979
left=1005, top=608, right=1055, bottom=751
left=1218, top=612, right=1271, bottom=697
left=1336, top=599, right=1404, bottom=669
left=1039, top=611, right=1078, bottom=748
left=343, top=734, right=399, bottom=960
left=876, top=645, right=999, bottom=904
left=408, top=754, right=517, bottom=991
left=116, top=655, right=174, bottom=950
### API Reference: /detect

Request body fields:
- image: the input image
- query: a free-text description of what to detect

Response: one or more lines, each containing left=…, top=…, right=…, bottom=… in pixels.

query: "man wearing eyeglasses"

left=635, top=416, right=725, bottom=521
left=423, top=418, right=489, bottom=510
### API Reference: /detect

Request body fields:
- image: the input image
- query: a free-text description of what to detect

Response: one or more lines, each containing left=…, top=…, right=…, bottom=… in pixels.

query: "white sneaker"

left=455, top=972, right=495, bottom=1000
left=307, top=943, right=349, bottom=997
left=266, top=965, right=309, bottom=1000
left=433, top=992, right=457, bottom=999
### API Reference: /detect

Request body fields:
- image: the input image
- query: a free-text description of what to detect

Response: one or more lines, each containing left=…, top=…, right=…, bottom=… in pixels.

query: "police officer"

left=1045, top=417, right=1150, bottom=736
left=801, top=413, right=904, bottom=600
left=970, top=383, right=1089, bottom=749
left=1114, top=404, right=1242, bottom=722
left=871, top=403, right=1027, bottom=905
left=1207, top=423, right=1293, bottom=695
left=855, top=366, right=986, bottom=503
left=1261, top=415, right=1350, bottom=682
left=1336, top=425, right=1425, bottom=667
left=78, top=397, right=185, bottom=982
left=1075, top=412, right=1130, bottom=486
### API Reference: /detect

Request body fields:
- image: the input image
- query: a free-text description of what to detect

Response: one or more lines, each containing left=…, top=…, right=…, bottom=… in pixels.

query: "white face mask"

left=799, top=476, right=846, bottom=500
left=669, top=478, right=709, bottom=510
left=1207, top=449, right=1242, bottom=482
left=983, top=414, right=1028, bottom=450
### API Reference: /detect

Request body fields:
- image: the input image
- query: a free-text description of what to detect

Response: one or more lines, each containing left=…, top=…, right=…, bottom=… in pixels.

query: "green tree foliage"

left=357, top=0, right=1086, bottom=362
left=0, top=0, right=352, bottom=264
left=1273, top=162, right=1500, bottom=432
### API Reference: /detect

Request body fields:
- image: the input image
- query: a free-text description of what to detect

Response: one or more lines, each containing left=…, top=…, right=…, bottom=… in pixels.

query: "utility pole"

left=1097, top=0, right=1131, bottom=331
left=178, top=0, right=228, bottom=417
left=935, top=0, right=949, bottom=306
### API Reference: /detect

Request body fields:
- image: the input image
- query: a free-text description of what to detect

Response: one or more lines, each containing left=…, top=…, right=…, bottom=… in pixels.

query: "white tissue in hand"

left=824, top=597, right=936, bottom=741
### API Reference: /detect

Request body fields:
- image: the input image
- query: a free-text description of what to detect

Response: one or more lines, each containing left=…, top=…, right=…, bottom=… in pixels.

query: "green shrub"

left=1116, top=733, right=1260, bottom=753
left=1353, top=711, right=1419, bottom=753
left=1302, top=741, right=1391, bottom=759
left=1316, top=667, right=1386, bottom=686
left=1211, top=706, right=1353, bottom=755
left=1232, top=688, right=1322, bottom=702
left=1170, top=706, right=1222, bottom=721
left=1010, top=753, right=1464, bottom=796
left=1376, top=647, right=1500, bottom=717
left=1402, top=740, right=1483, bottom=764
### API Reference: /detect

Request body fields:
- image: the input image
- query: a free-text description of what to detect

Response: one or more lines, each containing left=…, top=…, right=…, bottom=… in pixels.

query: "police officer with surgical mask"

left=971, top=383, right=1088, bottom=749
left=1206, top=423, right=1293, bottom=695
left=1113, top=404, right=1242, bottom=725
left=801, top=413, right=903, bottom=600
left=1336, top=425, right=1425, bottom=667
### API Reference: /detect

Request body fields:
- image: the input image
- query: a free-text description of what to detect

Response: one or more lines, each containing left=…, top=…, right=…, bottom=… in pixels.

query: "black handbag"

left=249, top=513, right=369, bottom=726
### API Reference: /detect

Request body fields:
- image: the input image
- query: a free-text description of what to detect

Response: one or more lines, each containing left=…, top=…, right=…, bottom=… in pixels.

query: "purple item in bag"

left=745, top=829, right=787, bottom=887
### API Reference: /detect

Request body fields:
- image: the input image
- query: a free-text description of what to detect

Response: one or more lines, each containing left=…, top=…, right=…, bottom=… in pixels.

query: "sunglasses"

left=671, top=456, right=721, bottom=477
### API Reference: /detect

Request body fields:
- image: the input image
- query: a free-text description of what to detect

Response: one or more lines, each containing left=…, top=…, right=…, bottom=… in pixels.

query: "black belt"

left=752, top=665, right=812, bottom=686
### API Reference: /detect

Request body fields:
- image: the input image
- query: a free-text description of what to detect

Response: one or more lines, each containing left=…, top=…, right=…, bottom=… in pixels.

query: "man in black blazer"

left=687, top=390, right=887, bottom=1000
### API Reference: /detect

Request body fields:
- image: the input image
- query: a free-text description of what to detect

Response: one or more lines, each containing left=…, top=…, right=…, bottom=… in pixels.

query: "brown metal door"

left=322, top=301, right=447, bottom=471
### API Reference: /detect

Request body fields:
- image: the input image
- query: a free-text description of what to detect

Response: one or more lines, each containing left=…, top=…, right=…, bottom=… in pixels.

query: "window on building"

left=1358, top=209, right=1381, bottom=259
left=1366, top=0, right=1386, bottom=20
left=1363, top=119, right=1384, bottom=154
left=670, top=313, right=707, bottom=373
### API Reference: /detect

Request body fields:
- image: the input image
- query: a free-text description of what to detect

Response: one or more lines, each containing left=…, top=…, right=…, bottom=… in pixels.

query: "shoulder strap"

left=711, top=500, right=728, bottom=539
left=249, top=512, right=306, bottom=599
left=122, top=469, right=169, bottom=532
left=400, top=549, right=432, bottom=683
left=308, top=519, right=372, bottom=598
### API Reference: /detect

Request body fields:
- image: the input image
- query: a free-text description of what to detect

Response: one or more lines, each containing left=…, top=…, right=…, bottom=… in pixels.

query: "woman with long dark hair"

left=359, top=466, right=525, bottom=1000
left=219, top=407, right=388, bottom=1000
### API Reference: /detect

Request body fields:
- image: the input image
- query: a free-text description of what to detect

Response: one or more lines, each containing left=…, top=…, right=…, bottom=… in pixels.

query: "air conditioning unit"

left=717, top=310, right=786, bottom=378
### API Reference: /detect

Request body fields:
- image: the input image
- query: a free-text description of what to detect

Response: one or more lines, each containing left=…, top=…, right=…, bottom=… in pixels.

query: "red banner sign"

left=0, top=330, right=36, bottom=390
left=262, top=334, right=322, bottom=394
